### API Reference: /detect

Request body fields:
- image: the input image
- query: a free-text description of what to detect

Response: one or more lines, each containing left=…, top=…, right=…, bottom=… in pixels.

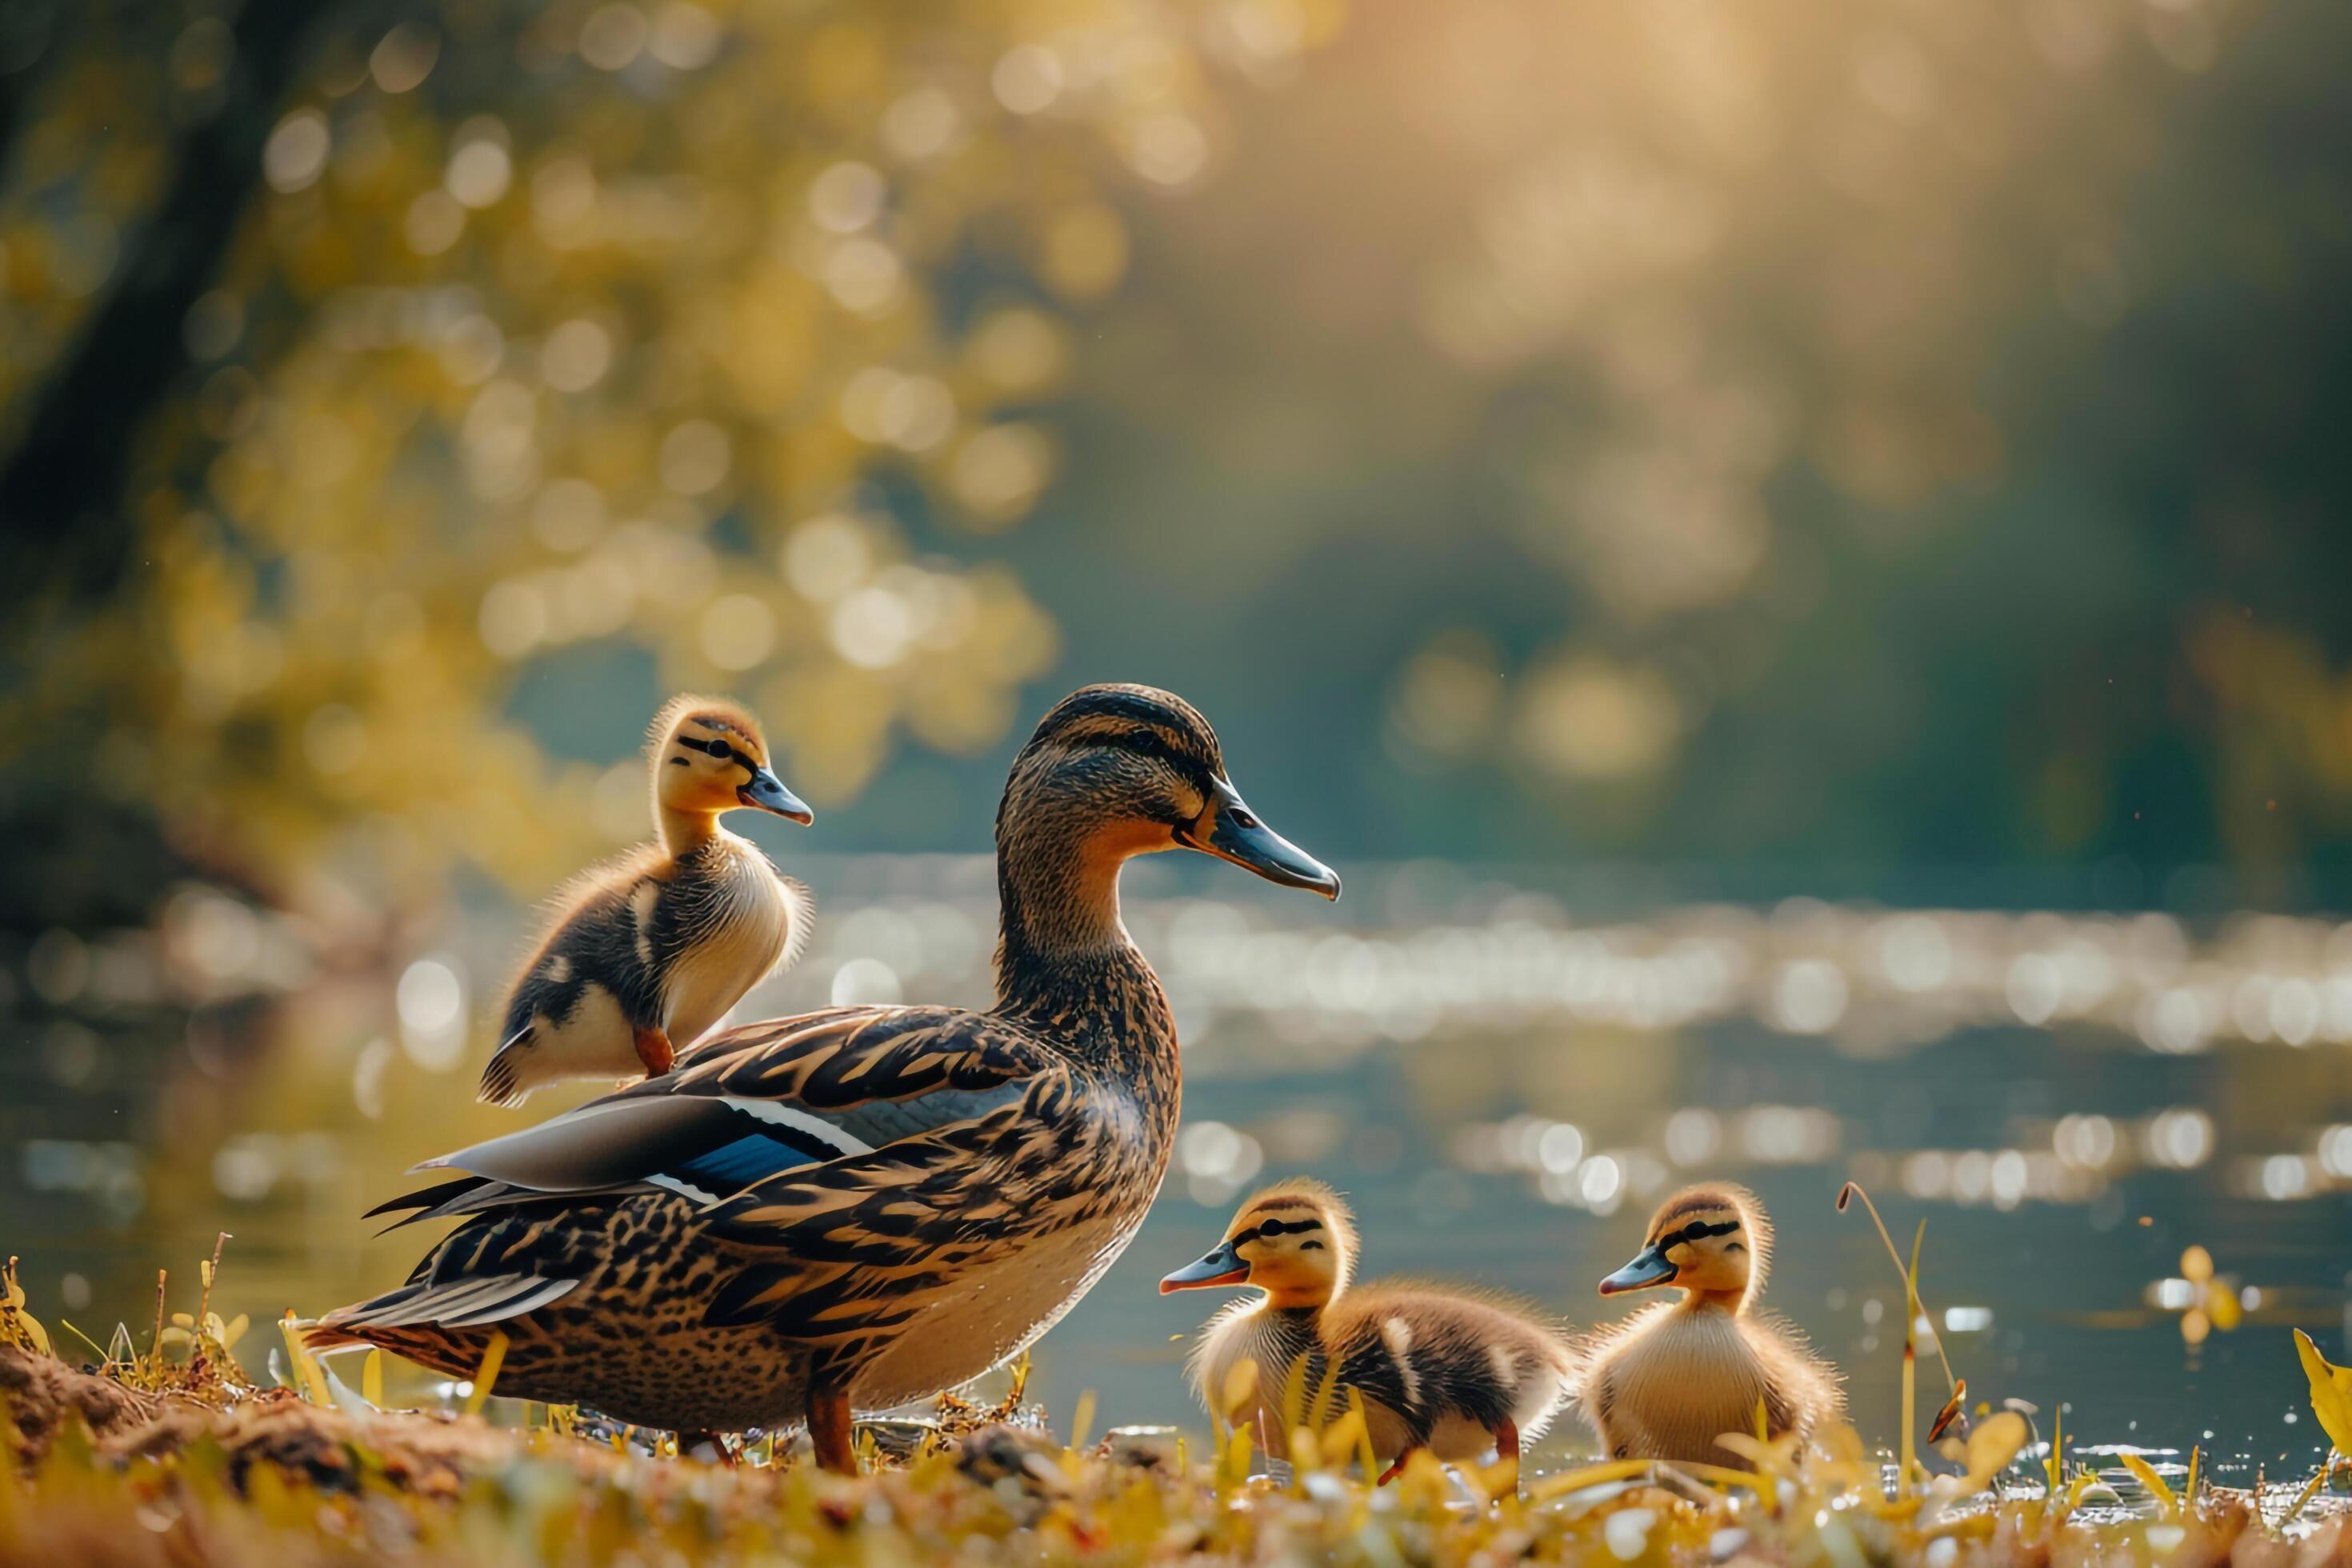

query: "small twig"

left=1837, top=1183, right=1961, bottom=1394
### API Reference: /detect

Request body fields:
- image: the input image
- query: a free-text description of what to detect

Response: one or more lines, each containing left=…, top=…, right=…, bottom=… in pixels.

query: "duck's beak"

left=739, top=768, right=814, bottom=825
left=1600, top=1244, right=1678, bottom=1296
left=1159, top=1238, right=1249, bottom=1294
left=1175, top=776, right=1340, bottom=900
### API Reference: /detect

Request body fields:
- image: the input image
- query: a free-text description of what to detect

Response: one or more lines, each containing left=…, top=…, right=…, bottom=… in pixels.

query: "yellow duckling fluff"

left=1578, top=1182, right=1844, bottom=1465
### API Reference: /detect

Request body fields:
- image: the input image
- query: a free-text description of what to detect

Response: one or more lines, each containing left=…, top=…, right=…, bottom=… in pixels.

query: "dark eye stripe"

left=1654, top=1217, right=1741, bottom=1250
left=1232, top=1215, right=1323, bottom=1246
left=678, top=735, right=758, bottom=771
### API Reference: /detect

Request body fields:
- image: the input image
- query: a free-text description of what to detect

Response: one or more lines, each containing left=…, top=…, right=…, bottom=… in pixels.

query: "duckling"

left=1579, top=1183, right=1844, bottom=1465
left=476, top=694, right=814, bottom=1106
left=1163, top=1179, right=1576, bottom=1482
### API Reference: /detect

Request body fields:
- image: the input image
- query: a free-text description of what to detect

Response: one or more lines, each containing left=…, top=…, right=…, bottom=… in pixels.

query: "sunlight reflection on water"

left=6, top=859, right=2350, bottom=1471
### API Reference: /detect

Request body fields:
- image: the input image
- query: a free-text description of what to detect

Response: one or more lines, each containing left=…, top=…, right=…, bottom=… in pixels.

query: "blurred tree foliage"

left=992, top=0, right=2352, bottom=904
left=0, top=0, right=1335, bottom=926
left=6, top=0, right=2351, bottom=930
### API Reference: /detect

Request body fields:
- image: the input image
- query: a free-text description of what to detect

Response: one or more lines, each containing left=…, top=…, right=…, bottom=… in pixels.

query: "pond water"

left=7, top=858, right=2350, bottom=1482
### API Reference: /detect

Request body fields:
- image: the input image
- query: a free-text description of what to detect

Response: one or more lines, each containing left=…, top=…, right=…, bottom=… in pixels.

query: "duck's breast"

left=661, top=839, right=805, bottom=1045
left=1605, top=1306, right=1770, bottom=1464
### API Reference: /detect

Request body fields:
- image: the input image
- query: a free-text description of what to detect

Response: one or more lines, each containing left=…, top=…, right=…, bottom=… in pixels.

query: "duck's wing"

left=368, top=1005, right=1055, bottom=1226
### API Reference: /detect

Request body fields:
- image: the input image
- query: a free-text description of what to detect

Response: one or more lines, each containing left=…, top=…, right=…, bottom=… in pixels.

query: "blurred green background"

left=4, top=0, right=2351, bottom=1470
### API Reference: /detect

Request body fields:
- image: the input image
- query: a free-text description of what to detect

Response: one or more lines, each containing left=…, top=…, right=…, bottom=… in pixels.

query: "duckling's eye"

left=1299, top=1240, right=1325, bottom=1251
left=1724, top=1242, right=1746, bottom=1254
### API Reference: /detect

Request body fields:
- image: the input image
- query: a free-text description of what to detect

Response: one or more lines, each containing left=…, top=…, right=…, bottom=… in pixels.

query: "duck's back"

left=1328, top=1283, right=1578, bottom=1456
left=496, top=846, right=668, bottom=1060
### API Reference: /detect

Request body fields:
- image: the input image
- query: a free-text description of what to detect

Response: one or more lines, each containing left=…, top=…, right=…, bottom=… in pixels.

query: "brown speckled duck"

left=478, top=694, right=814, bottom=1106
left=1579, top=1183, right=1844, bottom=1464
left=313, top=684, right=1340, bottom=1470
left=1164, top=1179, right=1577, bottom=1482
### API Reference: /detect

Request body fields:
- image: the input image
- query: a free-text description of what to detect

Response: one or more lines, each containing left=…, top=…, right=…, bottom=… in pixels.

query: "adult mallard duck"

left=478, top=694, right=814, bottom=1106
left=1578, top=1183, right=1844, bottom=1464
left=313, top=683, right=1340, bottom=1470
left=1163, top=1179, right=1577, bottom=1484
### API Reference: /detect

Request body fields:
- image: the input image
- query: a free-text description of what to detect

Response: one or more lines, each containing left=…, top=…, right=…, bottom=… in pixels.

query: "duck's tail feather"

left=362, top=1176, right=577, bottom=1234
left=364, top=1176, right=484, bottom=1223
left=310, top=1274, right=581, bottom=1345
left=477, top=1026, right=531, bottom=1106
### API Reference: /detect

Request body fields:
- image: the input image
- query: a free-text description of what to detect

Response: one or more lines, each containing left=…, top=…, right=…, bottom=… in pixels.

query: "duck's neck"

left=1675, top=1286, right=1749, bottom=1317
left=656, top=802, right=726, bottom=858
left=993, top=822, right=1177, bottom=1080
left=1264, top=1287, right=1334, bottom=1316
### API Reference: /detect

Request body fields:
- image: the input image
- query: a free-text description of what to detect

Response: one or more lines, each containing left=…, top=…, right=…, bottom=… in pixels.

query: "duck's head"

left=1160, top=1178, right=1356, bottom=1310
left=650, top=694, right=812, bottom=825
left=999, top=683, right=1339, bottom=902
left=1600, top=1183, right=1770, bottom=1310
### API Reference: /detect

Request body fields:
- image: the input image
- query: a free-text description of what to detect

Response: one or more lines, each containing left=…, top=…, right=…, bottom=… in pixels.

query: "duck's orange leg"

left=1376, top=1446, right=1421, bottom=1486
left=1494, top=1417, right=1522, bottom=1495
left=806, top=1381, right=858, bottom=1474
left=632, top=1024, right=676, bottom=1077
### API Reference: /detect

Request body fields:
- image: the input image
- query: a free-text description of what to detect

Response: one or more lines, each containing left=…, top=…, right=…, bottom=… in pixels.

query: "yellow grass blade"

left=362, top=1349, right=384, bottom=1410
left=1310, top=1357, right=1344, bottom=1431
left=1348, top=1389, right=1375, bottom=1480
left=1069, top=1389, right=1097, bottom=1454
left=1528, top=1458, right=1772, bottom=1504
left=1836, top=1182, right=1961, bottom=1394
left=2119, top=1453, right=2177, bottom=1518
left=1319, top=1406, right=1368, bottom=1472
left=1279, top=1350, right=1311, bottom=1434
left=1898, top=1220, right=1923, bottom=1495
left=2286, top=1458, right=2337, bottom=1525
left=1222, top=1357, right=1260, bottom=1422
left=464, top=1331, right=508, bottom=1416
left=279, top=1312, right=330, bottom=1405
left=2294, top=1330, right=2352, bottom=1455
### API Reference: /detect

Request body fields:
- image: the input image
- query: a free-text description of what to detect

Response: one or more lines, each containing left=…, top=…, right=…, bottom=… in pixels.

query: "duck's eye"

left=1229, top=807, right=1259, bottom=830
left=1299, top=1240, right=1324, bottom=1251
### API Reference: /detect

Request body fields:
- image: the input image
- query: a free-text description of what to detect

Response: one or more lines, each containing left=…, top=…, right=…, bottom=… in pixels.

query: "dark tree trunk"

left=0, top=0, right=327, bottom=601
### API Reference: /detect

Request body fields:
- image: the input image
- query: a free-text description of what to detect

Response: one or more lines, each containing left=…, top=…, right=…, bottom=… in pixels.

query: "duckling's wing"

left=373, top=1006, right=1050, bottom=1220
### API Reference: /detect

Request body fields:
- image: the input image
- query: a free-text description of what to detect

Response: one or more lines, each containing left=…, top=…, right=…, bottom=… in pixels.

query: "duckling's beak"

left=1599, top=1245, right=1678, bottom=1295
left=1174, top=776, right=1341, bottom=900
left=1159, top=1238, right=1249, bottom=1294
left=739, top=768, right=814, bottom=825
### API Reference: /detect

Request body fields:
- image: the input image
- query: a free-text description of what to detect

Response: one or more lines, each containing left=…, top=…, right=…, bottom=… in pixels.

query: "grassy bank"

left=6, top=1337, right=2350, bottom=1566
left=9, top=1245, right=2352, bottom=1565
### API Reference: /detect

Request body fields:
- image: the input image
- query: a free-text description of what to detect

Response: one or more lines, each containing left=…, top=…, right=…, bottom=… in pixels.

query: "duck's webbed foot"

left=632, top=1025, right=676, bottom=1077
left=807, top=1380, right=858, bottom=1474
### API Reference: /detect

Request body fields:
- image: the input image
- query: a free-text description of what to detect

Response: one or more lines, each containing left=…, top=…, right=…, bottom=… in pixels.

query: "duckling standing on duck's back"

left=1164, top=1179, right=1577, bottom=1483
left=477, top=694, right=814, bottom=1106
left=1579, top=1183, right=1844, bottom=1465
